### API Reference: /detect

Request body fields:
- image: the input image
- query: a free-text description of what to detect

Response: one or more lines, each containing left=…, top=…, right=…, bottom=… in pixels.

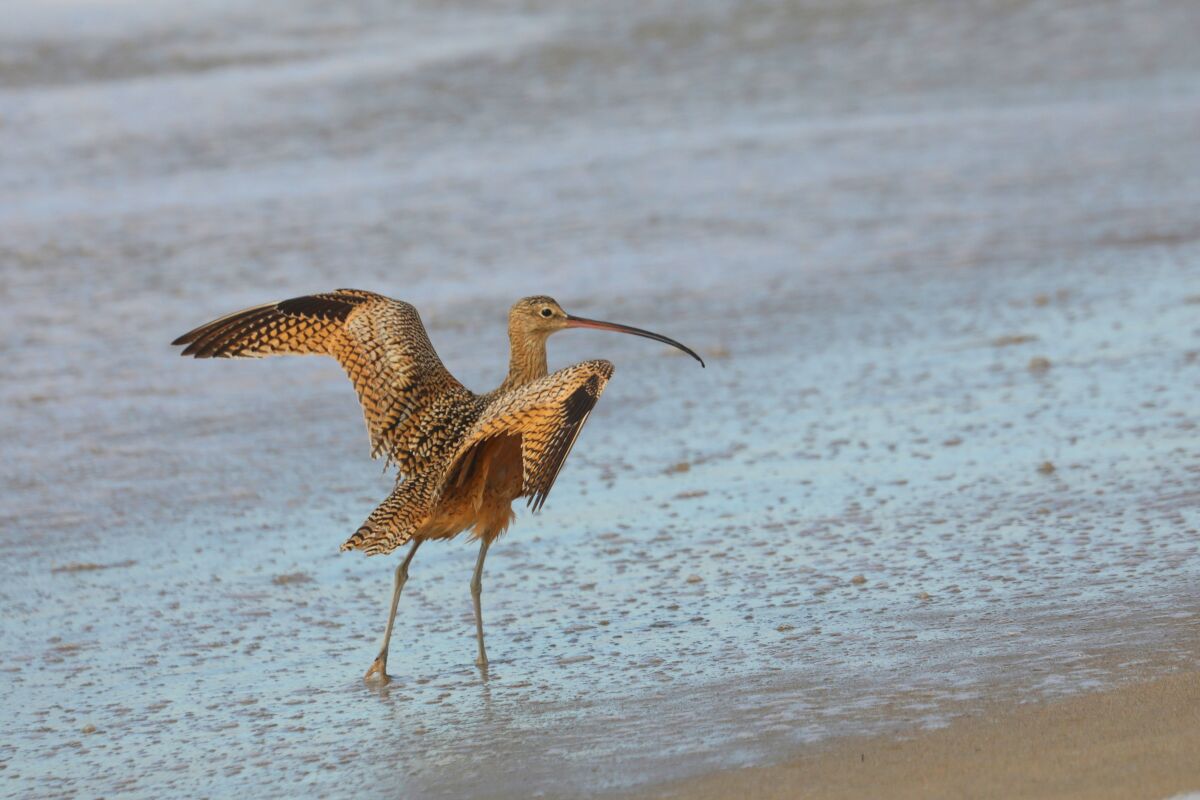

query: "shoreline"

left=630, top=663, right=1200, bottom=800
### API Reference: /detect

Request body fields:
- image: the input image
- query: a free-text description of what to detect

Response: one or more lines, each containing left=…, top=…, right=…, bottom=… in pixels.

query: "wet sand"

left=634, top=662, right=1200, bottom=800
left=3, top=0, right=1200, bottom=797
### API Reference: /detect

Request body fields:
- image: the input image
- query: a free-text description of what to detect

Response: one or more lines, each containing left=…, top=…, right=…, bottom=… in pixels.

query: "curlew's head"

left=509, top=295, right=705, bottom=367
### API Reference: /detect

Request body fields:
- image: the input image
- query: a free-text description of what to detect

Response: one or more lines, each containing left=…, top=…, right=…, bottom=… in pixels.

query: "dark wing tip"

left=276, top=293, right=360, bottom=321
left=172, top=331, right=221, bottom=356
left=172, top=326, right=215, bottom=355
left=170, top=303, right=268, bottom=356
left=170, top=293, right=367, bottom=359
left=171, top=323, right=219, bottom=349
left=525, top=377, right=602, bottom=514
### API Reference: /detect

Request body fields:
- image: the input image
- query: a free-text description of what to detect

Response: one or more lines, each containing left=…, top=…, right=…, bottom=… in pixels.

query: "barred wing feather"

left=172, top=289, right=473, bottom=472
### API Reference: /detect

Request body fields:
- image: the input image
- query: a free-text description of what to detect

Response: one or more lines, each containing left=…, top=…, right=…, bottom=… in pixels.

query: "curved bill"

left=565, top=315, right=706, bottom=367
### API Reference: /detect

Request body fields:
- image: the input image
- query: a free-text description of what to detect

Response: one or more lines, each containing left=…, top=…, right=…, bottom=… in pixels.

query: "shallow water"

left=3, top=0, right=1200, bottom=797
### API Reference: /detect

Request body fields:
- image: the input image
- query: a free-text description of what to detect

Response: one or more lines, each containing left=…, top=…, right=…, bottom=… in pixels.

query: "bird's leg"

left=470, top=538, right=491, bottom=668
left=364, top=539, right=422, bottom=683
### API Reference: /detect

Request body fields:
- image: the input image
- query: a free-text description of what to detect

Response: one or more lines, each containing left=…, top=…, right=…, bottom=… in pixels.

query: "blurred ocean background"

left=2, top=1, right=1199, bottom=797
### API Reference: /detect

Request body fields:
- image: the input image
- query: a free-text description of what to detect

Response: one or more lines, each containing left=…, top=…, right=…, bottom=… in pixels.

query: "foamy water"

left=3, top=1, right=1200, bottom=797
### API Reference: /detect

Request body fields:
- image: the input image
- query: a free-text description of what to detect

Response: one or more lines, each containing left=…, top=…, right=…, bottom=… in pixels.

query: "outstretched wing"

left=447, top=360, right=614, bottom=513
left=172, top=289, right=472, bottom=471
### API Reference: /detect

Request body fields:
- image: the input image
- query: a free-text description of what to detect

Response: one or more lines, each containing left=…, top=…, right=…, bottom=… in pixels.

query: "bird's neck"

left=501, top=329, right=549, bottom=392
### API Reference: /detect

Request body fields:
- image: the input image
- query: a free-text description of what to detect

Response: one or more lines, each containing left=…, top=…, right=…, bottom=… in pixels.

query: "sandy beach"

left=3, top=0, right=1200, bottom=797
left=636, top=664, right=1200, bottom=800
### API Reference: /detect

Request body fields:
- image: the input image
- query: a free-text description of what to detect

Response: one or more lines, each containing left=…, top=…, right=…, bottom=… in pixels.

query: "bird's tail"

left=341, top=474, right=437, bottom=556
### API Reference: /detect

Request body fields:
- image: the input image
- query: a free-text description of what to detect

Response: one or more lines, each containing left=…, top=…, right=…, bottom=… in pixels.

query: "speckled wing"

left=339, top=469, right=441, bottom=556
left=450, top=360, right=614, bottom=513
left=172, top=289, right=472, bottom=471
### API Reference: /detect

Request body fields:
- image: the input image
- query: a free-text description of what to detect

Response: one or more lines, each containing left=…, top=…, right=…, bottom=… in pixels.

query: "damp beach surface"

left=3, top=1, right=1200, bottom=797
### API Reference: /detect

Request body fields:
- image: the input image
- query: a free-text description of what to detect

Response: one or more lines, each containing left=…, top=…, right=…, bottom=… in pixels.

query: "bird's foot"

left=364, top=654, right=391, bottom=684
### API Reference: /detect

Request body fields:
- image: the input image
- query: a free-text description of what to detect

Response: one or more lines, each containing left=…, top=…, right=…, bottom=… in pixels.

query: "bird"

left=171, top=290, right=704, bottom=681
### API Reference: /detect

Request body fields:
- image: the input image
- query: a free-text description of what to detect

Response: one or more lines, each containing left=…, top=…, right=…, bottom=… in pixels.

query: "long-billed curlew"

left=172, top=290, right=703, bottom=680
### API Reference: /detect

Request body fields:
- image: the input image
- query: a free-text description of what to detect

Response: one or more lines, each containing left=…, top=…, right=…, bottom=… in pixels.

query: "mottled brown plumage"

left=172, top=289, right=703, bottom=679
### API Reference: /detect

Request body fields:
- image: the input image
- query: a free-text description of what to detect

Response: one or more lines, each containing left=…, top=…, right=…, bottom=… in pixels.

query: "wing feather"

left=446, top=360, right=614, bottom=513
left=172, top=289, right=473, bottom=471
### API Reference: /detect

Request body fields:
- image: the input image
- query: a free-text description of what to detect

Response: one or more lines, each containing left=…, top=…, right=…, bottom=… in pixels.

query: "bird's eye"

left=540, top=308, right=553, bottom=318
